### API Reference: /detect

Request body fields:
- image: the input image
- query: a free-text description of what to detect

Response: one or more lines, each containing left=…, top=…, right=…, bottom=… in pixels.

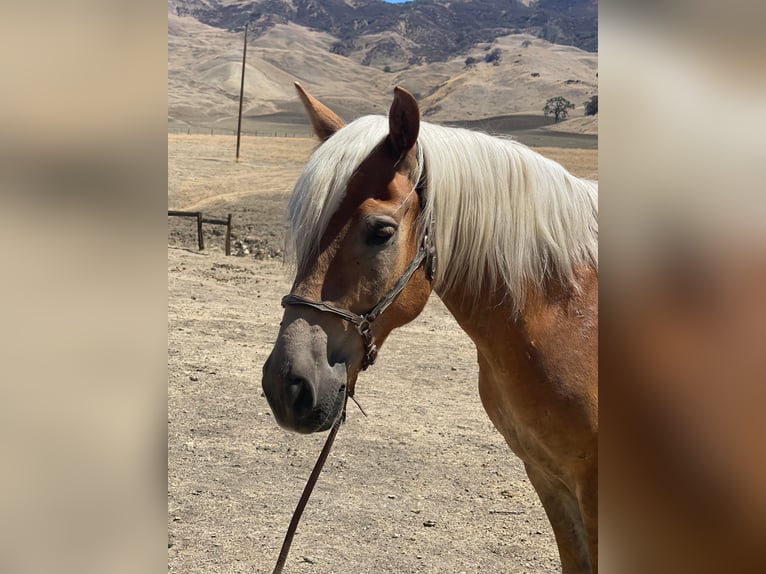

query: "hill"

left=169, top=0, right=597, bottom=61
left=168, top=7, right=597, bottom=133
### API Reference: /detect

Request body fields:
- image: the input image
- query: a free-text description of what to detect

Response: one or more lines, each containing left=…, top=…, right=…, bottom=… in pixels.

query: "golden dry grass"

left=533, top=146, right=598, bottom=180
left=168, top=134, right=597, bottom=213
left=168, top=134, right=316, bottom=211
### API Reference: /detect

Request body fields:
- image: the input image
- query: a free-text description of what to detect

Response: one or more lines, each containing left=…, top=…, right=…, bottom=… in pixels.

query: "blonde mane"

left=287, top=115, right=598, bottom=311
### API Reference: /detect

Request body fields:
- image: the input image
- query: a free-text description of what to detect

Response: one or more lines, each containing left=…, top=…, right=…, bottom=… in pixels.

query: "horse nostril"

left=285, top=376, right=316, bottom=417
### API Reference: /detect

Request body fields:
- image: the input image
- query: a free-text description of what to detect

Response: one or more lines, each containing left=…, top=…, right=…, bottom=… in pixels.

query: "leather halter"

left=281, top=220, right=435, bottom=370
left=281, top=151, right=434, bottom=371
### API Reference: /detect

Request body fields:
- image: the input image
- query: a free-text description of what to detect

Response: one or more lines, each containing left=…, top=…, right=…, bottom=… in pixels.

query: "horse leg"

left=524, top=462, right=593, bottom=574
left=475, top=364, right=596, bottom=572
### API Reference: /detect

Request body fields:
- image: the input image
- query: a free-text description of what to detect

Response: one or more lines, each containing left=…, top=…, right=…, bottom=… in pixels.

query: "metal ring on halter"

left=356, top=319, right=377, bottom=370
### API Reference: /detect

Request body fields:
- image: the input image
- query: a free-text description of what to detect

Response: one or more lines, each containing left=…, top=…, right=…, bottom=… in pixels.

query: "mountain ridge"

left=170, top=0, right=597, bottom=63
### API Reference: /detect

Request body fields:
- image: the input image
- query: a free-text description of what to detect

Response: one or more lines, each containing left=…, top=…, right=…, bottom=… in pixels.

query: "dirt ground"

left=168, top=134, right=597, bottom=573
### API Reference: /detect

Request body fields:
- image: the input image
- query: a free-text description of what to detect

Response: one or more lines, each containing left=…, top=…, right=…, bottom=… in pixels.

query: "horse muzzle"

left=261, top=319, right=349, bottom=434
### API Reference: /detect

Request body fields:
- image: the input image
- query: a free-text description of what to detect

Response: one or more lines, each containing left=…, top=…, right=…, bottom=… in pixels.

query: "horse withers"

left=262, top=84, right=598, bottom=573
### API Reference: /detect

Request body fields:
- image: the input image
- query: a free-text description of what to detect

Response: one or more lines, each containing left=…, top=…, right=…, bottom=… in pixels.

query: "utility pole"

left=235, top=23, right=248, bottom=162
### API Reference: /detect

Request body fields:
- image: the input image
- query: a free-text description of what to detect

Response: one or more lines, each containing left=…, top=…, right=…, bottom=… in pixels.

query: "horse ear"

left=388, top=86, right=420, bottom=160
left=294, top=82, right=345, bottom=142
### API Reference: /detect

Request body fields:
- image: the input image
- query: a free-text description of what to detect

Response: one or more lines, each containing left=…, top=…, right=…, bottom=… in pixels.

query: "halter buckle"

left=357, top=319, right=377, bottom=370
left=422, top=231, right=437, bottom=282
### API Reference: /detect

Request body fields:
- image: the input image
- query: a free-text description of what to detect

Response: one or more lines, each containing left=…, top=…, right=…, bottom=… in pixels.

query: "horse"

left=262, top=83, right=598, bottom=573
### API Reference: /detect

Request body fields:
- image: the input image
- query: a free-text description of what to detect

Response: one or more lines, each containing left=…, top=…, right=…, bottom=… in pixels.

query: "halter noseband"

left=281, top=146, right=435, bottom=371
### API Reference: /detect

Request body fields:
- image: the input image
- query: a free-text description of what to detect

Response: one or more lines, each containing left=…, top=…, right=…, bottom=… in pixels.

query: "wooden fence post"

left=197, top=212, right=204, bottom=251
left=168, top=210, right=230, bottom=253
left=225, top=214, right=232, bottom=256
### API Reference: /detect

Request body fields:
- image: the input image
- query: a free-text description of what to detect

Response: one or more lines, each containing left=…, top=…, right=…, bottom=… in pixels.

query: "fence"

left=168, top=210, right=233, bottom=255
left=168, top=126, right=313, bottom=138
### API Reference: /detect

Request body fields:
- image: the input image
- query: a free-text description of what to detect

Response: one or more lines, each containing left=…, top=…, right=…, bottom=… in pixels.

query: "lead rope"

left=271, top=395, right=348, bottom=574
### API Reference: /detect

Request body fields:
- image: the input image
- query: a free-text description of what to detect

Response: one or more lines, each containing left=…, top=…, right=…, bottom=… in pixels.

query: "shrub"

left=584, top=95, right=598, bottom=116
left=484, top=48, right=502, bottom=65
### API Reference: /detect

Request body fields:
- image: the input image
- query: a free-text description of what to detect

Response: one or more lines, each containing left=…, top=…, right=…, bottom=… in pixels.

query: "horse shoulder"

left=521, top=267, right=599, bottom=429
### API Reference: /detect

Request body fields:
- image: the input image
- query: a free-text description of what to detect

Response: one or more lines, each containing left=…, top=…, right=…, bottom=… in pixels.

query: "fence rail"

left=168, top=127, right=312, bottom=138
left=168, top=210, right=232, bottom=255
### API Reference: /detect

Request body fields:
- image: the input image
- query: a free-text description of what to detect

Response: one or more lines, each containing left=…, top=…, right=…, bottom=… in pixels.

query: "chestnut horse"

left=262, top=84, right=598, bottom=573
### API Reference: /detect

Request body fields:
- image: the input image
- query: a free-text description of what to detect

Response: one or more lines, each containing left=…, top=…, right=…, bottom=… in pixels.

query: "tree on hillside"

left=584, top=95, right=598, bottom=116
left=484, top=48, right=502, bottom=66
left=543, top=96, right=575, bottom=123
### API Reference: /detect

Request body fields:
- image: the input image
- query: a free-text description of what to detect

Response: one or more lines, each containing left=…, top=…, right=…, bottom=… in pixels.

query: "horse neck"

left=435, top=280, right=528, bottom=360
left=435, top=266, right=598, bottom=378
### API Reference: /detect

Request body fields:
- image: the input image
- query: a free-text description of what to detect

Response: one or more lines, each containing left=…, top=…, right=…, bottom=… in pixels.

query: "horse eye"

left=366, top=223, right=397, bottom=246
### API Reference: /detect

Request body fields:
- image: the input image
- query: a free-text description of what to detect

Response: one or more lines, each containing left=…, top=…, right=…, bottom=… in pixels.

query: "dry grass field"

left=168, top=133, right=597, bottom=573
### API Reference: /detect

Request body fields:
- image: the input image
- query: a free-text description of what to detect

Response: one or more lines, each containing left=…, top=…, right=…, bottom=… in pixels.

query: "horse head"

left=261, top=85, right=434, bottom=433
